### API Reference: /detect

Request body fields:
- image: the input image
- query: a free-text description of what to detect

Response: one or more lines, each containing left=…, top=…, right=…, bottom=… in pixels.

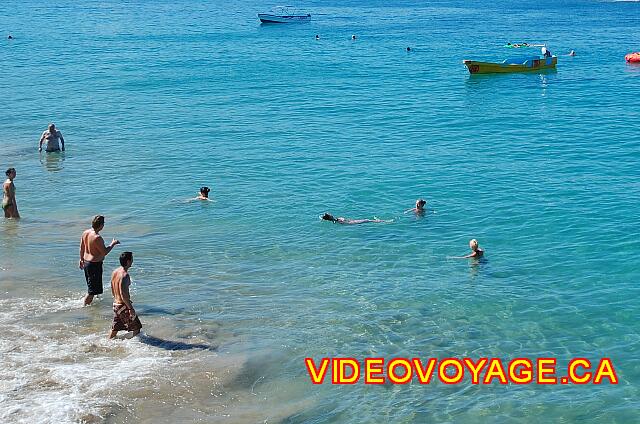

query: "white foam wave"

left=0, top=296, right=169, bottom=424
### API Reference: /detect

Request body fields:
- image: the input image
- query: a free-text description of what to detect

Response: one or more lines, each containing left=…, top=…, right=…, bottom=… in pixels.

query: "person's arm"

left=121, top=275, right=135, bottom=314
left=38, top=132, right=46, bottom=151
left=79, top=232, right=86, bottom=269
left=59, top=131, right=65, bottom=151
left=98, top=236, right=120, bottom=257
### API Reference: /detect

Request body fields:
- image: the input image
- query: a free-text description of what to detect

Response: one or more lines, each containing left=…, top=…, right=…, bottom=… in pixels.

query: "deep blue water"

left=1, top=0, right=639, bottom=422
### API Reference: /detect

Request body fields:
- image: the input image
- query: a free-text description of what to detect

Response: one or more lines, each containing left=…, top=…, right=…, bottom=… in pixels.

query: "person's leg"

left=84, top=261, right=103, bottom=305
left=128, top=316, right=142, bottom=337
left=108, top=330, right=118, bottom=339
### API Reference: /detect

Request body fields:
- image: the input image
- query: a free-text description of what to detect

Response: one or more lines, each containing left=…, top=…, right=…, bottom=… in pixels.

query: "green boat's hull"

left=463, top=57, right=557, bottom=74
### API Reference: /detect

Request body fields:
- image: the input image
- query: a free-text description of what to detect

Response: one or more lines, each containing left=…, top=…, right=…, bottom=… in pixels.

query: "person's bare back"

left=81, top=229, right=109, bottom=263
left=111, top=267, right=131, bottom=306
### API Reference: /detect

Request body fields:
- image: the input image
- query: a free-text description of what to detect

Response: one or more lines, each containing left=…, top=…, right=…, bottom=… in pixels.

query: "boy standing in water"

left=108, top=251, right=142, bottom=339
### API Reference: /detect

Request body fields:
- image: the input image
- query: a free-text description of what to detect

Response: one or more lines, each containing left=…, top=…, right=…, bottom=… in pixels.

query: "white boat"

left=258, top=6, right=311, bottom=23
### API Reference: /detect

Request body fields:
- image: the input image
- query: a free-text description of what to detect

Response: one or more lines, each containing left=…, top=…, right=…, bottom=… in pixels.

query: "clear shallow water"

left=1, top=0, right=640, bottom=422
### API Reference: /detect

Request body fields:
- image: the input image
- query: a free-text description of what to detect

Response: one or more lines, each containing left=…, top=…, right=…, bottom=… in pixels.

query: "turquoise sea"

left=1, top=0, right=639, bottom=422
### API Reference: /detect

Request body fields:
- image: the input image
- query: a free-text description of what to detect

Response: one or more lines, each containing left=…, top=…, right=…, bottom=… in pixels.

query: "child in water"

left=460, top=239, right=484, bottom=259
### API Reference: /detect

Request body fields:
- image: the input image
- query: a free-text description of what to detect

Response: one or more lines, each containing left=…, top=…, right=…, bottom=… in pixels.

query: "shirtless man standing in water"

left=38, top=123, right=65, bottom=152
left=79, top=215, right=119, bottom=305
left=109, top=251, right=142, bottom=339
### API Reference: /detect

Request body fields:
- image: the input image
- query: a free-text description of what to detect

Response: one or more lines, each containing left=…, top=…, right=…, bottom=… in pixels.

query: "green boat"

left=463, top=56, right=557, bottom=74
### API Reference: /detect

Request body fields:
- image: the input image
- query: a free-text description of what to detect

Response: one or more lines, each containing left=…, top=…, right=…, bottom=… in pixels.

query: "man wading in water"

left=79, top=215, right=120, bottom=305
left=108, top=251, right=142, bottom=339
left=38, top=123, right=65, bottom=152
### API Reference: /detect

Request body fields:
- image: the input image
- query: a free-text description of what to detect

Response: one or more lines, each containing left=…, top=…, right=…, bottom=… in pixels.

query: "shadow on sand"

left=138, top=334, right=216, bottom=351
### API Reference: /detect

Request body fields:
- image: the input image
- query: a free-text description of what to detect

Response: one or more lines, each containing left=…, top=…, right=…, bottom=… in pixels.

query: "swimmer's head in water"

left=416, top=199, right=426, bottom=209
left=5, top=167, right=16, bottom=178
left=469, top=239, right=479, bottom=251
left=92, top=215, right=105, bottom=231
left=351, top=35, right=356, bottom=40
left=119, top=251, right=133, bottom=267
left=48, top=123, right=56, bottom=131
left=321, top=213, right=335, bottom=222
left=315, top=35, right=319, bottom=39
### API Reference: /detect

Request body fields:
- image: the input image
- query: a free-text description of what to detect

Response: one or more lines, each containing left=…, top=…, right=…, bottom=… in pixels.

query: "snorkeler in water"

left=321, top=213, right=392, bottom=225
left=195, top=186, right=211, bottom=201
left=404, top=198, right=427, bottom=215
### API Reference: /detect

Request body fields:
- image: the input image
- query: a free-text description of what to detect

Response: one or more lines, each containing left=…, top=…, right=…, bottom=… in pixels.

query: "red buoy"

left=625, top=52, right=640, bottom=63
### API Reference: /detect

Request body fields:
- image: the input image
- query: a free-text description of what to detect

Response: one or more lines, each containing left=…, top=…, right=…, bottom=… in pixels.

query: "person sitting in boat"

left=321, top=213, right=392, bottom=225
left=542, top=46, right=552, bottom=58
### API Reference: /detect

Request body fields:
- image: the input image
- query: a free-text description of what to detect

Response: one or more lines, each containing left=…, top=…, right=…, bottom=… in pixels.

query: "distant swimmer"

left=542, top=46, right=552, bottom=58
left=315, top=34, right=320, bottom=40
left=405, top=198, right=427, bottom=215
left=351, top=34, right=356, bottom=40
left=406, top=47, right=411, bottom=52
left=108, top=251, right=142, bottom=339
left=2, top=168, right=20, bottom=219
left=80, top=215, right=120, bottom=305
left=321, top=212, right=392, bottom=225
left=38, top=123, right=65, bottom=152
left=7, top=34, right=13, bottom=40
left=196, top=186, right=211, bottom=201
left=568, top=50, right=576, bottom=56
left=455, top=239, right=484, bottom=259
